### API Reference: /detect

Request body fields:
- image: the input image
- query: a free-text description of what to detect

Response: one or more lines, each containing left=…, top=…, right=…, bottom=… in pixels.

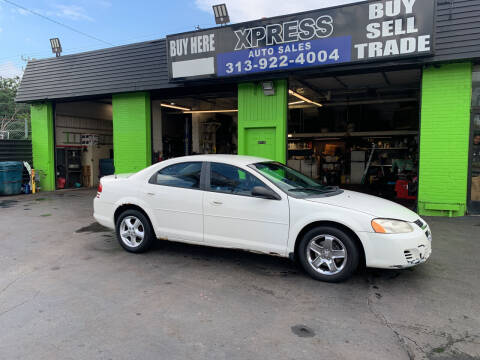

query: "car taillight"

left=96, top=182, right=102, bottom=198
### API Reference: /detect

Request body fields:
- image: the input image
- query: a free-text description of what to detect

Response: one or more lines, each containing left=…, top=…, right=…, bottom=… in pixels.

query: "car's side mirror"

left=251, top=186, right=281, bottom=200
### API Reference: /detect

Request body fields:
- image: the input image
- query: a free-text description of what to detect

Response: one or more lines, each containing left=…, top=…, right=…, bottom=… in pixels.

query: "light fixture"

left=50, top=38, right=62, bottom=57
left=160, top=103, right=191, bottom=111
left=262, top=81, right=275, bottom=96
left=289, top=89, right=323, bottom=107
left=288, top=134, right=293, bottom=138
left=184, top=109, right=238, bottom=114
left=288, top=100, right=305, bottom=106
left=314, top=137, right=342, bottom=141
left=212, top=4, right=230, bottom=25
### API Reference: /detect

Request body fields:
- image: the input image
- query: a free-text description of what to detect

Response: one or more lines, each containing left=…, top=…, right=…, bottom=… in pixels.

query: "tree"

left=0, top=76, right=30, bottom=139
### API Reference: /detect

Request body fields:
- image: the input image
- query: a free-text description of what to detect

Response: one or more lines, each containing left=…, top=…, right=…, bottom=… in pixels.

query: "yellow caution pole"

left=31, top=169, right=36, bottom=194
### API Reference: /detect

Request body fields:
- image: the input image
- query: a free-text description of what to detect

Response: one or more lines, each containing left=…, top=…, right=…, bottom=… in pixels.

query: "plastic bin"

left=99, top=159, right=115, bottom=177
left=0, top=161, right=24, bottom=196
left=395, top=180, right=417, bottom=201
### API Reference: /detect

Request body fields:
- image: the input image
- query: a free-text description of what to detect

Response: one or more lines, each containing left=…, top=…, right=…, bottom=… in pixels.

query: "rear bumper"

left=93, top=198, right=115, bottom=229
left=360, top=225, right=432, bottom=269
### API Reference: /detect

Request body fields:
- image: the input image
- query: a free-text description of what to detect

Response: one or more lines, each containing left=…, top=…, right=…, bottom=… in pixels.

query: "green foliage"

left=0, top=76, right=30, bottom=139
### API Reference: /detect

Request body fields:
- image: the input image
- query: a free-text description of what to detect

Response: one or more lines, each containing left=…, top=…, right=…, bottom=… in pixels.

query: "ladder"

left=361, top=144, right=375, bottom=185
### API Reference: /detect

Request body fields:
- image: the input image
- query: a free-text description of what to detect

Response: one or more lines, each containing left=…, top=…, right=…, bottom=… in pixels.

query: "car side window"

left=150, top=162, right=202, bottom=189
left=210, top=162, right=266, bottom=196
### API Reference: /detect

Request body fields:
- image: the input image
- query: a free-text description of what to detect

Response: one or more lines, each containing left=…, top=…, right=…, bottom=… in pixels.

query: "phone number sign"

left=217, top=36, right=351, bottom=77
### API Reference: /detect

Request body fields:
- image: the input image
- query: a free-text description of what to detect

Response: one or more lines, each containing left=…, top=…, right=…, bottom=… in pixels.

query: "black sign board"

left=167, top=0, right=434, bottom=80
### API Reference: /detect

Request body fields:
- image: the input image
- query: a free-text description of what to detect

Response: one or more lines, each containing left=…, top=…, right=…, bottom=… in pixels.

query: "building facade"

left=17, top=0, right=480, bottom=216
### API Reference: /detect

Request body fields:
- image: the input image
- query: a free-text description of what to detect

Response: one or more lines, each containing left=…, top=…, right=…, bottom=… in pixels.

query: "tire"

left=115, top=209, right=155, bottom=253
left=298, top=226, right=359, bottom=283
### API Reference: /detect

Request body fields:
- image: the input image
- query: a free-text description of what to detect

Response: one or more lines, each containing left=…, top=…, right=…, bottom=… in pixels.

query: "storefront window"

left=470, top=67, right=480, bottom=213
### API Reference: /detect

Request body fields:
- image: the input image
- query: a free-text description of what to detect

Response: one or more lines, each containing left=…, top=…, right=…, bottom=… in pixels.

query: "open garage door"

left=288, top=68, right=421, bottom=207
left=151, top=85, right=238, bottom=162
left=54, top=99, right=113, bottom=189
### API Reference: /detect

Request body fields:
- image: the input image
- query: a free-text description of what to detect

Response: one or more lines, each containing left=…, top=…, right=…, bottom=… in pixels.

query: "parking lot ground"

left=0, top=189, right=479, bottom=360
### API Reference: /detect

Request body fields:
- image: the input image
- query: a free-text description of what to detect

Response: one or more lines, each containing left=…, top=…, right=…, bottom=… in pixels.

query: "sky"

left=0, top=0, right=362, bottom=78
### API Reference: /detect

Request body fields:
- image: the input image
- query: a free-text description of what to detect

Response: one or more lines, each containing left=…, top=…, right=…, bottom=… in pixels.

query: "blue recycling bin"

left=0, top=161, right=24, bottom=196
left=99, top=159, right=115, bottom=177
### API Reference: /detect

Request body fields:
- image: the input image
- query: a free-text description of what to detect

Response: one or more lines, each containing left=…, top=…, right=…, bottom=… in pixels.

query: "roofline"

left=15, top=59, right=429, bottom=103
left=26, top=38, right=166, bottom=65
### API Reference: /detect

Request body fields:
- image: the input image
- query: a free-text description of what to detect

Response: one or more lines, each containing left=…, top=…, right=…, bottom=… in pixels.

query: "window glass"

left=210, top=163, right=265, bottom=196
left=151, top=162, right=202, bottom=189
left=471, top=116, right=480, bottom=204
left=470, top=67, right=480, bottom=211
left=473, top=68, right=480, bottom=107
left=252, top=162, right=338, bottom=198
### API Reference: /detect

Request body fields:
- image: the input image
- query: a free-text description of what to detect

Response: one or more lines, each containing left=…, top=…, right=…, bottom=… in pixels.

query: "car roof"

left=130, top=154, right=276, bottom=180
left=163, top=154, right=273, bottom=167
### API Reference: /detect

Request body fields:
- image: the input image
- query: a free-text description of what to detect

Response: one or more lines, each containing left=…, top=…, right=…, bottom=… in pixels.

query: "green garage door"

left=245, top=128, right=276, bottom=160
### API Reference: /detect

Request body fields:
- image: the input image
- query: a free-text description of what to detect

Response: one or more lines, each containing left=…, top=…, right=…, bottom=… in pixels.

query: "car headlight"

left=371, top=219, right=414, bottom=234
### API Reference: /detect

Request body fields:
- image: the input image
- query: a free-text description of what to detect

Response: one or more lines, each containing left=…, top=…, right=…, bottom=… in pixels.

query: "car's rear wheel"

left=298, top=226, right=359, bottom=282
left=116, top=210, right=154, bottom=253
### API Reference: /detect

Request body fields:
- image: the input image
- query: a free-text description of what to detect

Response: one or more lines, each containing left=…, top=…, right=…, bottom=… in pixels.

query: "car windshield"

left=251, top=162, right=338, bottom=197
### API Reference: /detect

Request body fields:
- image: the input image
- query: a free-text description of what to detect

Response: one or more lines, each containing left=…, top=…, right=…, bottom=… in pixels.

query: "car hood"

left=304, top=190, right=419, bottom=222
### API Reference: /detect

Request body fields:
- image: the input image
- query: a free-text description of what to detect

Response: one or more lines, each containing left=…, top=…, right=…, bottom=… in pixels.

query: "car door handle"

left=210, top=201, right=223, bottom=206
left=146, top=192, right=155, bottom=196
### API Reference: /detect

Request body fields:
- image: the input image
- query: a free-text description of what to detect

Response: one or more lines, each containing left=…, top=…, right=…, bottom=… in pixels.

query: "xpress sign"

left=167, top=0, right=434, bottom=80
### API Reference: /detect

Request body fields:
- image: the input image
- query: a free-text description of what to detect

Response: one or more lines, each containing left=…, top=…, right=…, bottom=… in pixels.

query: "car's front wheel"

left=298, top=226, right=359, bottom=282
left=116, top=209, right=154, bottom=253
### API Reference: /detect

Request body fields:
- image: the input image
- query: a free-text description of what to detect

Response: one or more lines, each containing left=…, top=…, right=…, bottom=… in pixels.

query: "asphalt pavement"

left=0, top=189, right=479, bottom=360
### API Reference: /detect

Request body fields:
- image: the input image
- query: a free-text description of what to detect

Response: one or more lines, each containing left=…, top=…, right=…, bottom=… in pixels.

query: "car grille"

left=404, top=250, right=415, bottom=262
left=404, top=244, right=431, bottom=264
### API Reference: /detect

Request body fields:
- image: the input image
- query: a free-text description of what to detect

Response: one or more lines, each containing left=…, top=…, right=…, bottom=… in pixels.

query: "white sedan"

left=94, top=155, right=432, bottom=282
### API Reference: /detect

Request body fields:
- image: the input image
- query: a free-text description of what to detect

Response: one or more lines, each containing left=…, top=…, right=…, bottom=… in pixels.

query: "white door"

left=143, top=161, right=204, bottom=243
left=203, top=162, right=290, bottom=255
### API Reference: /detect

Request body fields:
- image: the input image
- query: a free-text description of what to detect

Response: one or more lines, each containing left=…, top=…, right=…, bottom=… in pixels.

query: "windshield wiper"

left=288, top=187, right=335, bottom=193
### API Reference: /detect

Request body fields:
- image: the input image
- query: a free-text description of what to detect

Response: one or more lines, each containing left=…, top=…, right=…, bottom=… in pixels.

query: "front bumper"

left=359, top=223, right=432, bottom=269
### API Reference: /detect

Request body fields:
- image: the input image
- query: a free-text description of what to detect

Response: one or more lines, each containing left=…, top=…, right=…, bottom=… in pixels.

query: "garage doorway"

left=54, top=99, right=113, bottom=190
left=288, top=68, right=421, bottom=207
left=151, top=86, right=238, bottom=162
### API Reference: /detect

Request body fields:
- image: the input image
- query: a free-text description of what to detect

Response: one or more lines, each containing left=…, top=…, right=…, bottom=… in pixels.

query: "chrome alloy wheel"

left=119, top=216, right=145, bottom=248
left=306, top=235, right=347, bottom=275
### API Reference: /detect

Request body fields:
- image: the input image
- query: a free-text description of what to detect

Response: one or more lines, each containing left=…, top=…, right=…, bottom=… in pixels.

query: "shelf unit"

left=364, top=147, right=409, bottom=150
left=289, top=130, right=418, bottom=139
left=56, top=148, right=83, bottom=188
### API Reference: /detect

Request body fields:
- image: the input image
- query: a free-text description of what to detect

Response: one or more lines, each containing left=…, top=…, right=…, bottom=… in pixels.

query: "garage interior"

left=151, top=85, right=238, bottom=162
left=287, top=68, right=421, bottom=205
left=51, top=69, right=421, bottom=204
left=54, top=100, right=114, bottom=189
